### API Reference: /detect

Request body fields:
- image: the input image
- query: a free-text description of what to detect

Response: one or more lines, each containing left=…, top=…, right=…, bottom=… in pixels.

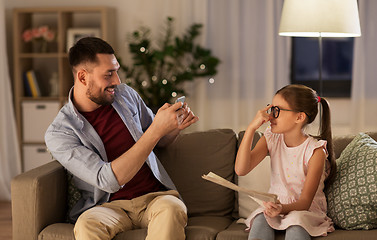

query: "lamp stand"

left=318, top=33, right=323, bottom=96
left=318, top=33, right=323, bottom=132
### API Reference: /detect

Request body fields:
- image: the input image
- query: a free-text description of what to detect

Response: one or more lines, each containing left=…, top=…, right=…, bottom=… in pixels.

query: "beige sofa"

left=11, top=129, right=377, bottom=240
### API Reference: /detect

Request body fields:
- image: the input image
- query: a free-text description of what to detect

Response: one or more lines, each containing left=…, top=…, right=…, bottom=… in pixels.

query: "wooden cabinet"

left=13, top=7, right=115, bottom=171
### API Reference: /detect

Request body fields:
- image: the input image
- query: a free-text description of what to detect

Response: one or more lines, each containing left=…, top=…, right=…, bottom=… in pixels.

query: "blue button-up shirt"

left=45, top=84, right=177, bottom=222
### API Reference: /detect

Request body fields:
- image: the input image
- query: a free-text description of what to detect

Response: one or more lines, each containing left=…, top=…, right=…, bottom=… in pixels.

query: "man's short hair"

left=68, top=37, right=115, bottom=68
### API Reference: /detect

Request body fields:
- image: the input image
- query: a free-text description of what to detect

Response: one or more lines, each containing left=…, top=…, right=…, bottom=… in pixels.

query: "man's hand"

left=151, top=102, right=183, bottom=137
left=177, top=103, right=199, bottom=130
left=154, top=102, right=199, bottom=147
left=151, top=101, right=198, bottom=138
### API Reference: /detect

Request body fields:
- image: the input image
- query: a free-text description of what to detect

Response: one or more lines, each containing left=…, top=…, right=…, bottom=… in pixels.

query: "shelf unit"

left=13, top=7, right=115, bottom=171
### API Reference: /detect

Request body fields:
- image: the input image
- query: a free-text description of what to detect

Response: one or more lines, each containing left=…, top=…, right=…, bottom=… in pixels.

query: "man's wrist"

left=146, top=123, right=164, bottom=144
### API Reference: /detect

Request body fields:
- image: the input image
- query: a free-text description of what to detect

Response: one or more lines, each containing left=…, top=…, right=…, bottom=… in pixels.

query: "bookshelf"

left=13, top=7, right=115, bottom=171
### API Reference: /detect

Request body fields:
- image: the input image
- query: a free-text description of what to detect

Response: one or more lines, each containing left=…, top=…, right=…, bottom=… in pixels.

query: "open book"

left=202, top=172, right=278, bottom=206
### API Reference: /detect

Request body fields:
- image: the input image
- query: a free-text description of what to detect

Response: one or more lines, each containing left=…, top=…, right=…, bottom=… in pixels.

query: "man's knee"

left=162, top=195, right=186, bottom=210
left=74, top=205, right=132, bottom=240
left=149, top=195, right=187, bottom=221
left=74, top=209, right=100, bottom=239
left=145, top=195, right=187, bottom=239
left=74, top=208, right=98, bottom=231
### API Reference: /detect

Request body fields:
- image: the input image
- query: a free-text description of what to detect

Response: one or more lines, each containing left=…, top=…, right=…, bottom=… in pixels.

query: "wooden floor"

left=0, top=201, right=12, bottom=240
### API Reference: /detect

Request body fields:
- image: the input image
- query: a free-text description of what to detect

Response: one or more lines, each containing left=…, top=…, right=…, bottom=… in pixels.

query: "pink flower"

left=22, top=26, right=55, bottom=42
left=22, top=29, right=33, bottom=42
left=38, top=26, right=49, bottom=35
left=44, top=31, right=55, bottom=42
left=32, top=28, right=42, bottom=38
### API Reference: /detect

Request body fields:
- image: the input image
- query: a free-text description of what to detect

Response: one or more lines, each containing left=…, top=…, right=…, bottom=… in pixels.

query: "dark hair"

left=68, top=37, right=115, bottom=68
left=276, top=84, right=336, bottom=185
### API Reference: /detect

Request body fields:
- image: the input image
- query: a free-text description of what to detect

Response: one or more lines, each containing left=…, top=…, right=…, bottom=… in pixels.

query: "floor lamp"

left=278, top=0, right=361, bottom=96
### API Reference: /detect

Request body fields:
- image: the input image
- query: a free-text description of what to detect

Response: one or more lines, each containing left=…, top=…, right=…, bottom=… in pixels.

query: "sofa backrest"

left=156, top=129, right=377, bottom=219
left=333, top=132, right=377, bottom=159
left=237, top=131, right=262, bottom=149
left=155, top=129, right=237, bottom=217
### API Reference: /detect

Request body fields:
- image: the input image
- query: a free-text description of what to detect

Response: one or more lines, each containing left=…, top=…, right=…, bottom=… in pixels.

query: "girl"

left=235, top=84, right=336, bottom=240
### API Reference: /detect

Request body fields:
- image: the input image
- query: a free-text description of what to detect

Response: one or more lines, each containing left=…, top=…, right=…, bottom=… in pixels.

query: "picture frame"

left=66, top=28, right=101, bottom=52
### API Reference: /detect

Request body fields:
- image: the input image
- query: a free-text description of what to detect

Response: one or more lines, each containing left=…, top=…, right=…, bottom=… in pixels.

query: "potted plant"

left=119, top=17, right=220, bottom=111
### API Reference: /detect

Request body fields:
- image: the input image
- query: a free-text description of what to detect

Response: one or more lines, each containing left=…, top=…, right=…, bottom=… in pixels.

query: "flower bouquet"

left=22, top=26, right=55, bottom=52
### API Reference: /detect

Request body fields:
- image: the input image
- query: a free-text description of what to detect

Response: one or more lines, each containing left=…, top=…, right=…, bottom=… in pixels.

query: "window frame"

left=290, top=37, right=353, bottom=98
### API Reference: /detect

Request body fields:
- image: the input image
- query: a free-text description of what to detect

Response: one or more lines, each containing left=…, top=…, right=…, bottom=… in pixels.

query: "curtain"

left=187, top=0, right=290, bottom=133
left=0, top=0, right=21, bottom=200
left=351, top=0, right=377, bottom=133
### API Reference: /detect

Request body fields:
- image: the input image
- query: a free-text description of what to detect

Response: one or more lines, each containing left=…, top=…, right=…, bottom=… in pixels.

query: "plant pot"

left=33, top=40, right=48, bottom=53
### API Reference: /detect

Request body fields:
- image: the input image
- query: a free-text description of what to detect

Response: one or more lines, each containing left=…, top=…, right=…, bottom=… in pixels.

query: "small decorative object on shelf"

left=49, top=72, right=59, bottom=97
left=22, top=25, right=55, bottom=53
left=120, top=17, right=220, bottom=110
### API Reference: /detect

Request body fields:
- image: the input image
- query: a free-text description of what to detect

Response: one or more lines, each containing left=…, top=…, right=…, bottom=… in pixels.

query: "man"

left=45, top=37, right=198, bottom=240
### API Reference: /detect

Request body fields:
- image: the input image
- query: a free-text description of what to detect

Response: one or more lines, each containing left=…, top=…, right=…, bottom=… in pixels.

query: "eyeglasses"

left=267, top=105, right=299, bottom=119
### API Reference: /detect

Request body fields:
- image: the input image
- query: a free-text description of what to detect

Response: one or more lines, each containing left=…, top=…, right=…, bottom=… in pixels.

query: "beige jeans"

left=74, top=190, right=187, bottom=240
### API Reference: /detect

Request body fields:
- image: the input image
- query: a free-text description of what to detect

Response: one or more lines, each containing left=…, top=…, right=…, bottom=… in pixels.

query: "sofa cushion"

left=112, top=216, right=233, bottom=240
left=39, top=223, right=74, bottom=240
left=236, top=131, right=270, bottom=219
left=39, top=217, right=233, bottom=240
left=184, top=216, right=233, bottom=240
left=237, top=157, right=271, bottom=218
left=333, top=132, right=377, bottom=159
left=216, top=220, right=284, bottom=240
left=66, top=172, right=81, bottom=222
left=216, top=221, right=248, bottom=240
left=155, top=129, right=237, bottom=217
left=326, top=133, right=377, bottom=230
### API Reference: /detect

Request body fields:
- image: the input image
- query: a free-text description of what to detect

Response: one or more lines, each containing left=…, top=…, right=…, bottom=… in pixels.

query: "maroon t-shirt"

left=80, top=104, right=164, bottom=201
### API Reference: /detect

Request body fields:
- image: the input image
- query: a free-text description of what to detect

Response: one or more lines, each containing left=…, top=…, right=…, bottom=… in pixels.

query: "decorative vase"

left=33, top=40, right=48, bottom=53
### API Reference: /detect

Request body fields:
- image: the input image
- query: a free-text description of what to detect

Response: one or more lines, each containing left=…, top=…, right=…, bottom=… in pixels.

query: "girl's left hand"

left=263, top=201, right=283, bottom=218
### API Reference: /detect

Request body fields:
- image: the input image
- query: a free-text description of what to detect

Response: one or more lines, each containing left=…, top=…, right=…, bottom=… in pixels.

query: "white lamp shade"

left=279, top=0, right=361, bottom=37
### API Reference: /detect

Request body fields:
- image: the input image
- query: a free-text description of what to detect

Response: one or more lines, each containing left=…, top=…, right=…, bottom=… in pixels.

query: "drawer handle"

left=36, top=105, right=46, bottom=109
left=37, top=148, right=47, bottom=153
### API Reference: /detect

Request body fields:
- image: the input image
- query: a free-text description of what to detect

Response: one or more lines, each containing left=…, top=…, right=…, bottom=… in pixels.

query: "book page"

left=202, top=172, right=278, bottom=206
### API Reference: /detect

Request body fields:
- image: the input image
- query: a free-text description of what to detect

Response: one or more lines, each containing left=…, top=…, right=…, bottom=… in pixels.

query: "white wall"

left=4, top=0, right=355, bottom=135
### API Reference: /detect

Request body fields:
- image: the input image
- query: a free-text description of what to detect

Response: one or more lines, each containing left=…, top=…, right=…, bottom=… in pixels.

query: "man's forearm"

left=157, top=129, right=180, bottom=147
left=111, top=125, right=162, bottom=186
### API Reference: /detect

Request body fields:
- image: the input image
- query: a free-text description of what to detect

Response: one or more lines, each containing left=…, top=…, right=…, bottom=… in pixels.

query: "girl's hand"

left=248, top=105, right=272, bottom=131
left=263, top=200, right=283, bottom=218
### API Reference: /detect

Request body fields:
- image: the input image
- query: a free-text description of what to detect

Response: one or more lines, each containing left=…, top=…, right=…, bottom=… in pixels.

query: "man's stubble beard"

left=86, top=80, right=115, bottom=106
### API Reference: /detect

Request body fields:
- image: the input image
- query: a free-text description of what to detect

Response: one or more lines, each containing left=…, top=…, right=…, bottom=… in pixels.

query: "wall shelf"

left=13, top=6, right=115, bottom=171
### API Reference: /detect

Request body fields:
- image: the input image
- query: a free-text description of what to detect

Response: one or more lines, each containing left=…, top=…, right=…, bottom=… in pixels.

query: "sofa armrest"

left=11, top=160, right=67, bottom=240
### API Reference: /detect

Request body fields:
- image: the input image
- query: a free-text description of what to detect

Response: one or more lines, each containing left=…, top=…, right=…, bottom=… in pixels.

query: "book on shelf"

left=202, top=172, right=278, bottom=207
left=23, top=72, right=32, bottom=97
left=24, top=70, right=41, bottom=97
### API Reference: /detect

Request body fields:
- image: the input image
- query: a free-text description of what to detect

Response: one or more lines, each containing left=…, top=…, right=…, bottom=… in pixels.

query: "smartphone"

left=175, top=96, right=186, bottom=108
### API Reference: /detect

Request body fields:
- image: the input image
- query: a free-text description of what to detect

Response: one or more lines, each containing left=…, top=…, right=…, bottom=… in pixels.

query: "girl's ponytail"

left=319, top=97, right=336, bottom=185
